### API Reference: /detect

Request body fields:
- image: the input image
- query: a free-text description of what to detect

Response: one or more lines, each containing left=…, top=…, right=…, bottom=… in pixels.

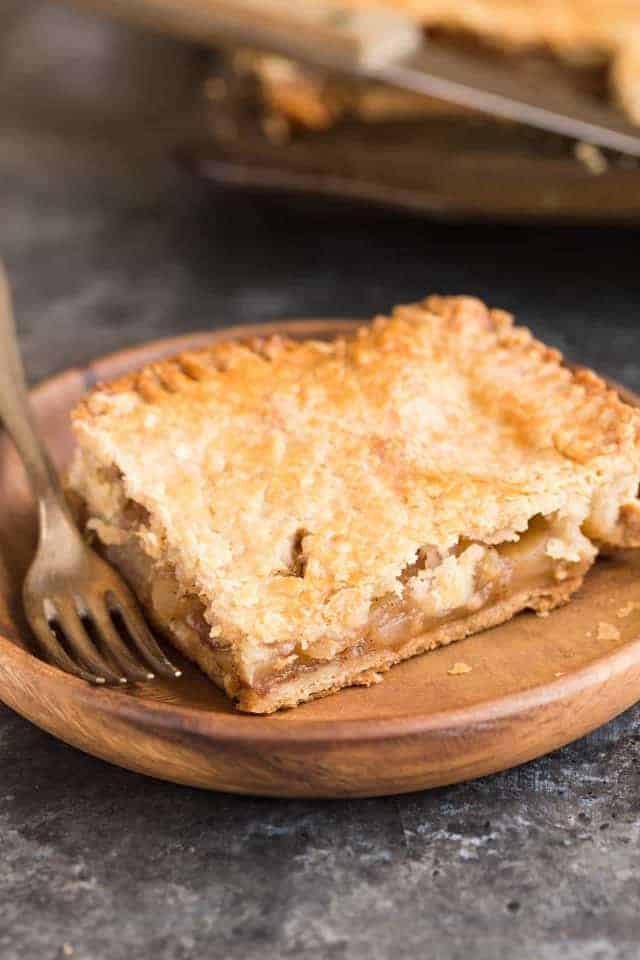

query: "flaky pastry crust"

left=68, top=296, right=640, bottom=711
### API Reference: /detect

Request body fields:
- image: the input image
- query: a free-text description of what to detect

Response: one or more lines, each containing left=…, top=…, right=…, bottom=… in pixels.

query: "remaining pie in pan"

left=222, top=0, right=640, bottom=135
left=68, top=296, right=640, bottom=713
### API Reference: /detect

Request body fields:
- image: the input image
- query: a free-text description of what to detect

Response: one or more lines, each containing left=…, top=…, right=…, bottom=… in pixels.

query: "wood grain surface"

left=2, top=319, right=640, bottom=797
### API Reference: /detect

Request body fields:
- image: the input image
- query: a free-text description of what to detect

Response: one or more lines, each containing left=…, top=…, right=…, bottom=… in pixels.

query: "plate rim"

left=4, top=628, right=640, bottom=746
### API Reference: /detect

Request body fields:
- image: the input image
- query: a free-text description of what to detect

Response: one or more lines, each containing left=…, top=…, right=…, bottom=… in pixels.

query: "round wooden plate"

left=2, top=319, right=640, bottom=798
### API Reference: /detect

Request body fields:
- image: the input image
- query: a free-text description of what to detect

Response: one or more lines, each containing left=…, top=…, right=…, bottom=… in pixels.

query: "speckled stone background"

left=2, top=4, right=640, bottom=959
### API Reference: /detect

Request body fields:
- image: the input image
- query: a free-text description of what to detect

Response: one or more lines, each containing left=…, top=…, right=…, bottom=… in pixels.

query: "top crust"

left=344, top=0, right=640, bottom=55
left=70, top=295, right=640, bottom=650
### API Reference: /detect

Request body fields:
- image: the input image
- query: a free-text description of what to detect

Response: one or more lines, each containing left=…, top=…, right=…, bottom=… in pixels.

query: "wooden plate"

left=2, top=320, right=640, bottom=798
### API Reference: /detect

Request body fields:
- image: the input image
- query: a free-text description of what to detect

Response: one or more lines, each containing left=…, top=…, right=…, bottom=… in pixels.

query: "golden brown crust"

left=69, top=294, right=640, bottom=711
left=365, top=0, right=639, bottom=57
left=384, top=1, right=640, bottom=123
left=75, top=295, right=640, bottom=470
left=76, top=297, right=635, bottom=446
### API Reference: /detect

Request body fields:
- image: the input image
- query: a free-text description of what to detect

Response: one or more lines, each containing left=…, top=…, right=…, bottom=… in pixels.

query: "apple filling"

left=293, top=515, right=593, bottom=673
left=91, top=501, right=594, bottom=698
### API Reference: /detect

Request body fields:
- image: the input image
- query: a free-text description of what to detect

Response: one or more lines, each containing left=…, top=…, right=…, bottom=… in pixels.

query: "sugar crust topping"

left=70, top=296, right=640, bottom=650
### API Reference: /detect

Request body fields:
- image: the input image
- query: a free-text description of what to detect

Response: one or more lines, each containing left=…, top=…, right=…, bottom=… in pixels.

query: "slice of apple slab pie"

left=68, top=296, right=640, bottom=712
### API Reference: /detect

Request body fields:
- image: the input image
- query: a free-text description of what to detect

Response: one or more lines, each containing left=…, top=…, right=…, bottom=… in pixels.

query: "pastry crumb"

left=554, top=671, right=565, bottom=678
left=597, top=621, right=621, bottom=641
left=448, top=661, right=472, bottom=675
left=617, top=601, right=640, bottom=619
left=353, top=669, right=384, bottom=686
left=574, top=141, right=608, bottom=175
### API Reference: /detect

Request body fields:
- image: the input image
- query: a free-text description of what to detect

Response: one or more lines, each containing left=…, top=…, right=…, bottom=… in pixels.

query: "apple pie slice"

left=68, top=296, right=640, bottom=713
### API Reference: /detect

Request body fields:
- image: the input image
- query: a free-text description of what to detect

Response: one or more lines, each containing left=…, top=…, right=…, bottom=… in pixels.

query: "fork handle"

left=0, top=264, right=73, bottom=523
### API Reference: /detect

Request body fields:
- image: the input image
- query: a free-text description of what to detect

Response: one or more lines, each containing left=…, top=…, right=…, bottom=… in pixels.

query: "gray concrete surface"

left=1, top=4, right=640, bottom=958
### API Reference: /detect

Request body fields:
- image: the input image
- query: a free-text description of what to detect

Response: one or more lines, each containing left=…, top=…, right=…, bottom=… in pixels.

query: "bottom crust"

left=180, top=581, right=581, bottom=713
left=245, top=580, right=585, bottom=713
left=105, top=534, right=583, bottom=713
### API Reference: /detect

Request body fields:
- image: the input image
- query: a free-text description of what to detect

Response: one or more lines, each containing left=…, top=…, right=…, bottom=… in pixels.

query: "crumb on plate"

left=617, top=601, right=640, bottom=619
left=448, top=661, right=472, bottom=676
left=597, top=621, right=621, bottom=641
left=574, top=141, right=608, bottom=175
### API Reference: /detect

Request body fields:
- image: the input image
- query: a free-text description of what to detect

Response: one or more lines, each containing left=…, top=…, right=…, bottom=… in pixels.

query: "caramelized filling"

left=103, top=511, right=592, bottom=696
left=323, top=516, right=587, bottom=664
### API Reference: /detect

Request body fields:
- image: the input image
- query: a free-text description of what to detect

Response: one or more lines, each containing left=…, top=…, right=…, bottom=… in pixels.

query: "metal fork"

left=0, top=264, right=181, bottom=685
